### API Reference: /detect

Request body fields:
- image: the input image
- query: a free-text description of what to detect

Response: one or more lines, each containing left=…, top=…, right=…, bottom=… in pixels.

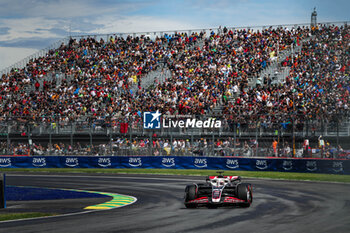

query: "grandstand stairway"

left=131, top=36, right=204, bottom=92
left=213, top=36, right=311, bottom=114
left=130, top=62, right=171, bottom=93
left=250, top=36, right=313, bottom=87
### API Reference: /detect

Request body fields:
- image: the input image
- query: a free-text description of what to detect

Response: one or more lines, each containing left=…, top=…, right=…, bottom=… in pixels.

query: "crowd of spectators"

left=134, top=26, right=310, bottom=117
left=0, top=142, right=29, bottom=155
left=0, top=24, right=348, bottom=138
left=279, top=24, right=349, bottom=122
left=1, top=26, right=313, bottom=122
left=0, top=141, right=98, bottom=156
left=1, top=137, right=348, bottom=158
left=222, top=24, right=349, bottom=126
left=0, top=32, right=201, bottom=124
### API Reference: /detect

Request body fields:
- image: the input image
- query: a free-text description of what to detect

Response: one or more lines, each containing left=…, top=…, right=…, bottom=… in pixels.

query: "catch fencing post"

left=234, top=123, right=236, bottom=156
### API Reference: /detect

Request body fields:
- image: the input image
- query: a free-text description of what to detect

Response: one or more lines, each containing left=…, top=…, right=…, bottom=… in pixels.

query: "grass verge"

left=0, top=212, right=56, bottom=221
left=1, top=168, right=350, bottom=183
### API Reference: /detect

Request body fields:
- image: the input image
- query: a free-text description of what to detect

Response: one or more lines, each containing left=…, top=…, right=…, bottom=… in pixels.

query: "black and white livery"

left=184, top=172, right=253, bottom=208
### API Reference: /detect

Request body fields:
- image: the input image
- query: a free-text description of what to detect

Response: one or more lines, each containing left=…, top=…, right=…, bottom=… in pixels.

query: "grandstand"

left=0, top=21, right=349, bottom=158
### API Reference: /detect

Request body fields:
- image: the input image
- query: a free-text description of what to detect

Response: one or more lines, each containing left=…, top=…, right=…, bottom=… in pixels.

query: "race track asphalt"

left=0, top=172, right=350, bottom=233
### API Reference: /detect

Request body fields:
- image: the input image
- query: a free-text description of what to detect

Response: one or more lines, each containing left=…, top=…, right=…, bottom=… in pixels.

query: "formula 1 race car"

left=184, top=172, right=253, bottom=208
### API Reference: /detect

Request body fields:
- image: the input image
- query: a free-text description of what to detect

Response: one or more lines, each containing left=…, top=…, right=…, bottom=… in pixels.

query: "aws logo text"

left=306, top=161, right=317, bottom=172
left=32, top=158, right=46, bottom=167
left=162, top=158, right=175, bottom=168
left=333, top=162, right=343, bottom=172
left=129, top=158, right=142, bottom=167
left=283, top=160, right=293, bottom=171
left=98, top=158, right=111, bottom=167
left=0, top=158, right=11, bottom=167
left=256, top=160, right=268, bottom=170
left=226, top=159, right=239, bottom=169
left=194, top=158, right=207, bottom=168
left=66, top=158, right=79, bottom=167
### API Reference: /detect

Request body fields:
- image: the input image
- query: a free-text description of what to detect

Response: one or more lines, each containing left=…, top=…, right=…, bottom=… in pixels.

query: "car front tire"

left=184, top=185, right=197, bottom=208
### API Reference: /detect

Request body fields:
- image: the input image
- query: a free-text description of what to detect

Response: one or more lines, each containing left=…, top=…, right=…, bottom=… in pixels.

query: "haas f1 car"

left=184, top=173, right=253, bottom=208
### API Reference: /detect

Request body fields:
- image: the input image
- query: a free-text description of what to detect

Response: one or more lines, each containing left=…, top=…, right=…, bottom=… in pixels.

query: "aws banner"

left=0, top=156, right=349, bottom=175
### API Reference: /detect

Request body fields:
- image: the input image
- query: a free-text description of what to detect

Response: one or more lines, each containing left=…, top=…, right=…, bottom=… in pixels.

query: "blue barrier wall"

left=0, top=156, right=349, bottom=175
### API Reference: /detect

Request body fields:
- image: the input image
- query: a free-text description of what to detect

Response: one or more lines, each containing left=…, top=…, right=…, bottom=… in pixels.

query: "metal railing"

left=0, top=134, right=348, bottom=158
left=0, top=115, right=349, bottom=157
left=0, top=117, right=349, bottom=144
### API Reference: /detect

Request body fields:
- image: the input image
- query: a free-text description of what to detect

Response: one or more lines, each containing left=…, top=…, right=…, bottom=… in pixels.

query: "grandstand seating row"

left=0, top=24, right=348, bottom=127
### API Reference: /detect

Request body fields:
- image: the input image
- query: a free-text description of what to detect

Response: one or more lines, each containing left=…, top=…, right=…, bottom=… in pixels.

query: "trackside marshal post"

left=0, top=173, right=5, bottom=208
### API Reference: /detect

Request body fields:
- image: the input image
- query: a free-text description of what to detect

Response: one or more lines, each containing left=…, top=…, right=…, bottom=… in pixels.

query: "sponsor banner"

left=0, top=156, right=349, bottom=175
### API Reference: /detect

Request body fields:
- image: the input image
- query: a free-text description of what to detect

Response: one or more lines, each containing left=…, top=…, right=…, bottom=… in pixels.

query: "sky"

left=0, top=0, right=349, bottom=70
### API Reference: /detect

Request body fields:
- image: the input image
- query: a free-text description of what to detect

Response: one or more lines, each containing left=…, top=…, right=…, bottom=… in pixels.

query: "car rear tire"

left=185, top=185, right=197, bottom=208
left=236, top=183, right=253, bottom=207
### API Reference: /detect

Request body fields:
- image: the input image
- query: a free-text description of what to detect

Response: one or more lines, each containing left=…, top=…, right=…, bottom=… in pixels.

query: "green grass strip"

left=1, top=168, right=350, bottom=183
left=0, top=212, right=56, bottom=221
